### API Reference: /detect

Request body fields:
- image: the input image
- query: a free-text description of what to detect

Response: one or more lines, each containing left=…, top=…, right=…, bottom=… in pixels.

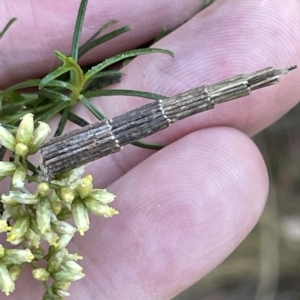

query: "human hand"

left=1, top=0, right=300, bottom=299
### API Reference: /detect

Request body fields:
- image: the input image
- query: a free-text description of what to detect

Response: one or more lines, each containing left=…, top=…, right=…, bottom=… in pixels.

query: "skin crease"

left=0, top=0, right=300, bottom=299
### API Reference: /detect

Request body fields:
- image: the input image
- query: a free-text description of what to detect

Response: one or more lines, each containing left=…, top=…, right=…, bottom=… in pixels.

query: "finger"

left=0, top=0, right=204, bottom=87
left=77, top=0, right=300, bottom=186
left=68, top=127, right=268, bottom=299
left=8, top=127, right=267, bottom=299
left=89, top=0, right=300, bottom=136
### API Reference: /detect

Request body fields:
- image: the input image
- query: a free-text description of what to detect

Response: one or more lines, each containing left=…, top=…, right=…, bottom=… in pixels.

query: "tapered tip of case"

left=280, top=65, right=297, bottom=75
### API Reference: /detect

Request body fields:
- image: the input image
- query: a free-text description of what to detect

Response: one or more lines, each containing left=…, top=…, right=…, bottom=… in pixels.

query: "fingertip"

left=81, top=127, right=269, bottom=299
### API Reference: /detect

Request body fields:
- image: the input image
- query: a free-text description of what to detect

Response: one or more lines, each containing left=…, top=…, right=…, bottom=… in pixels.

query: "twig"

left=40, top=66, right=296, bottom=179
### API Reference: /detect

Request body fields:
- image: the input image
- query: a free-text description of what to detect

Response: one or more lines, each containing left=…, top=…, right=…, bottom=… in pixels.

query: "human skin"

left=1, top=0, right=300, bottom=299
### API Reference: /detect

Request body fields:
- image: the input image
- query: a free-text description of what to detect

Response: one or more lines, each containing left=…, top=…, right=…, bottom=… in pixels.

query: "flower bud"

left=71, top=200, right=90, bottom=236
left=57, top=207, right=72, bottom=221
left=66, top=253, right=83, bottom=261
left=52, top=281, right=71, bottom=292
left=12, top=165, right=27, bottom=188
left=0, top=245, right=4, bottom=257
left=56, top=234, right=73, bottom=249
left=62, top=260, right=83, bottom=273
left=31, top=247, right=44, bottom=259
left=51, top=221, right=76, bottom=235
left=0, top=162, right=16, bottom=177
left=0, top=263, right=15, bottom=296
left=36, top=198, right=51, bottom=234
left=77, top=175, right=93, bottom=199
left=52, top=270, right=85, bottom=282
left=6, top=216, right=30, bottom=245
left=8, top=265, right=22, bottom=282
left=52, top=288, right=70, bottom=298
left=2, top=191, right=40, bottom=205
left=84, top=198, right=119, bottom=218
left=1, top=204, right=22, bottom=220
left=32, top=268, right=50, bottom=281
left=90, top=189, right=116, bottom=203
left=47, top=248, right=67, bottom=274
left=16, top=113, right=34, bottom=145
left=0, top=220, right=12, bottom=233
left=14, top=143, right=28, bottom=156
left=60, top=188, right=76, bottom=204
left=50, top=201, right=62, bottom=215
left=25, top=228, right=41, bottom=249
left=1, top=249, right=34, bottom=265
left=28, top=121, right=51, bottom=154
left=37, top=182, right=50, bottom=197
left=41, top=229, right=59, bottom=247
left=0, top=125, right=16, bottom=151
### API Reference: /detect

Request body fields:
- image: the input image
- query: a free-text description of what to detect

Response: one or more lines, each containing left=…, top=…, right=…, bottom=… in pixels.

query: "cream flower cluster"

left=0, top=114, right=118, bottom=298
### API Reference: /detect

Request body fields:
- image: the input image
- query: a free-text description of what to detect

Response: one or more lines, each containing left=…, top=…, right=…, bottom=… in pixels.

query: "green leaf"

left=78, top=26, right=132, bottom=58
left=67, top=112, right=89, bottom=127
left=83, top=70, right=123, bottom=91
left=79, top=96, right=106, bottom=120
left=131, top=140, right=164, bottom=150
left=153, top=27, right=169, bottom=43
left=0, top=94, right=3, bottom=111
left=71, top=0, right=88, bottom=61
left=78, top=20, right=117, bottom=57
left=84, top=48, right=174, bottom=80
left=54, top=106, right=72, bottom=137
left=83, top=88, right=167, bottom=100
left=39, top=65, right=73, bottom=88
left=38, top=88, right=71, bottom=102
left=35, top=101, right=70, bottom=123
left=44, top=80, right=75, bottom=91
left=88, top=70, right=122, bottom=79
left=0, top=18, right=17, bottom=39
left=2, top=79, right=42, bottom=93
